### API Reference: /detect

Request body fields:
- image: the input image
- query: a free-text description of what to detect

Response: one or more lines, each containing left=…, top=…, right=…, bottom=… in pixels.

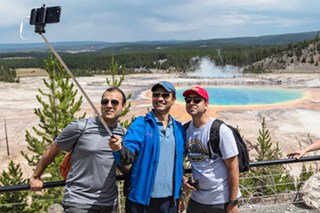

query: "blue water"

left=176, top=87, right=304, bottom=105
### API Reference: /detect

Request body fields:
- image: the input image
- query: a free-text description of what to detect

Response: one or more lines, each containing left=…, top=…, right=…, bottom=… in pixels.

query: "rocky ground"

left=241, top=203, right=319, bottom=213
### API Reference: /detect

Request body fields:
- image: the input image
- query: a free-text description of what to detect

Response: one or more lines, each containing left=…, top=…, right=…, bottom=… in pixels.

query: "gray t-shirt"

left=185, top=117, right=241, bottom=205
left=55, top=117, right=125, bottom=206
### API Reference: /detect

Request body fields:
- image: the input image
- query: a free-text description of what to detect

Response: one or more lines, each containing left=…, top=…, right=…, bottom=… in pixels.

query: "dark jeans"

left=63, top=202, right=116, bottom=213
left=127, top=196, right=178, bottom=213
left=187, top=198, right=228, bottom=213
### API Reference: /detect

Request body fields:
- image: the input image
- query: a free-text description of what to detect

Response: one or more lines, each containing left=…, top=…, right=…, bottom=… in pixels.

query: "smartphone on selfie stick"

left=29, top=5, right=114, bottom=139
left=29, top=4, right=61, bottom=34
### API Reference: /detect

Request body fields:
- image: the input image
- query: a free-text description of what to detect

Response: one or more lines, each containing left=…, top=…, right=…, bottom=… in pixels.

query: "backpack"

left=184, top=119, right=250, bottom=172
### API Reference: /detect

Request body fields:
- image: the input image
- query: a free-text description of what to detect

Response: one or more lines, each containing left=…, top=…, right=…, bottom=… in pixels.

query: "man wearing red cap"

left=182, top=85, right=241, bottom=213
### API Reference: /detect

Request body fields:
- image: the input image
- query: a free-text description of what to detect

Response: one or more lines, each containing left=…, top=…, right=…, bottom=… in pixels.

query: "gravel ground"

left=239, top=194, right=320, bottom=213
left=240, top=203, right=320, bottom=213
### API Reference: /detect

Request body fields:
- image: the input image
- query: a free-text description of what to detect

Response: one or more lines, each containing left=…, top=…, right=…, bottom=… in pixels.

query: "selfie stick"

left=39, top=34, right=113, bottom=136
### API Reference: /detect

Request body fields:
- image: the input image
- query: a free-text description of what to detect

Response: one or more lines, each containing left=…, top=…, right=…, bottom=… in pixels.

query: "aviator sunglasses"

left=185, top=96, right=203, bottom=104
left=101, top=98, right=120, bottom=107
left=152, top=92, right=171, bottom=99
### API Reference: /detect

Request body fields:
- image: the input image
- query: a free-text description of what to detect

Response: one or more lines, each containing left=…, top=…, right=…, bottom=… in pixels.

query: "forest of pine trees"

left=1, top=36, right=320, bottom=82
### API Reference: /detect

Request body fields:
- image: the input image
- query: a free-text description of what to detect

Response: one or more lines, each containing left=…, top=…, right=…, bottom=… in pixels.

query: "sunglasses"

left=101, top=98, right=120, bottom=107
left=185, top=96, right=203, bottom=104
left=152, top=92, right=171, bottom=99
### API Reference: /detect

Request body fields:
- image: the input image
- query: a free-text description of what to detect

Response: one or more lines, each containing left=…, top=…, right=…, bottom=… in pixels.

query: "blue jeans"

left=127, top=196, right=178, bottom=213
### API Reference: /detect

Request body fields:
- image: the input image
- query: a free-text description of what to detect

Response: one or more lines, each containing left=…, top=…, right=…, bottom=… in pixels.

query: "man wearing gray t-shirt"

left=29, top=87, right=127, bottom=213
left=182, top=85, right=241, bottom=213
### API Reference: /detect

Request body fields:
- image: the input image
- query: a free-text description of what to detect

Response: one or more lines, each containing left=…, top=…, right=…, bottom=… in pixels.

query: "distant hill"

left=0, top=31, right=319, bottom=53
left=0, top=41, right=118, bottom=53
left=251, top=39, right=320, bottom=73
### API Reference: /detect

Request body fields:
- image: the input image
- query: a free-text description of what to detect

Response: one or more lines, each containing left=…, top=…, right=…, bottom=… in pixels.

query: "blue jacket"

left=113, top=111, right=185, bottom=205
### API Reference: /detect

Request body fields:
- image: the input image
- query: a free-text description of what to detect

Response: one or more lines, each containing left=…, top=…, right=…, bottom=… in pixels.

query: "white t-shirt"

left=185, top=117, right=241, bottom=205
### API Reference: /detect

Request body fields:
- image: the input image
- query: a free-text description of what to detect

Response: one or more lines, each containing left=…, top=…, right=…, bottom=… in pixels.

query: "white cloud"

left=0, top=0, right=320, bottom=43
left=0, top=2, right=31, bottom=26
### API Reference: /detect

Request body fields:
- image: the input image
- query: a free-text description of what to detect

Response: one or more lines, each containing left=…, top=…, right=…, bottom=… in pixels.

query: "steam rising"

left=187, top=57, right=243, bottom=78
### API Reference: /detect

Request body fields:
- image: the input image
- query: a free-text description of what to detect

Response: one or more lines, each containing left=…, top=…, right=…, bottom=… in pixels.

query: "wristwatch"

left=229, top=198, right=239, bottom=206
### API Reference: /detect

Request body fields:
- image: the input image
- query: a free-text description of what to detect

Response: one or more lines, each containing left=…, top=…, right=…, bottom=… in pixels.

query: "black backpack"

left=184, top=119, right=250, bottom=172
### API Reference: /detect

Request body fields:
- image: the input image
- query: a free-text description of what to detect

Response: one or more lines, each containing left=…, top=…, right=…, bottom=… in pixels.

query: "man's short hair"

left=102, top=87, right=126, bottom=105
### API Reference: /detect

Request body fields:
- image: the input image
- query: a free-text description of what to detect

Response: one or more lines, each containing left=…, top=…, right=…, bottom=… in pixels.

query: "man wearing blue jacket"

left=109, top=81, right=185, bottom=213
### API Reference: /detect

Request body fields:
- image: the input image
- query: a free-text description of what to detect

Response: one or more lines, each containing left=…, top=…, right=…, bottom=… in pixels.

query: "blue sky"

left=1, top=0, right=320, bottom=44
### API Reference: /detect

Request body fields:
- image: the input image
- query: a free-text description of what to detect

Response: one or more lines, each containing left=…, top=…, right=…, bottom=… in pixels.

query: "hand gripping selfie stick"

left=0, top=5, right=115, bottom=193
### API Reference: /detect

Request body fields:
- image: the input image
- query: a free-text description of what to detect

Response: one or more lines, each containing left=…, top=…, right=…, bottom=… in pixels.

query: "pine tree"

left=255, top=118, right=281, bottom=161
left=0, top=66, right=17, bottom=83
left=106, top=55, right=125, bottom=87
left=240, top=118, right=295, bottom=198
left=106, top=55, right=133, bottom=129
left=0, top=161, right=29, bottom=212
left=21, top=53, right=85, bottom=211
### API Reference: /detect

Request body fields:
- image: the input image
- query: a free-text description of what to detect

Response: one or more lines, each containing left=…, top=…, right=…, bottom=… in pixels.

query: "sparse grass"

left=16, top=68, right=48, bottom=77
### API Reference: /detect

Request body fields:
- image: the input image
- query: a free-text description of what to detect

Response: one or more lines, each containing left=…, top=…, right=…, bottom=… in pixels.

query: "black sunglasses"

left=152, top=92, right=171, bottom=99
left=185, top=96, right=203, bottom=104
left=101, top=98, right=120, bottom=107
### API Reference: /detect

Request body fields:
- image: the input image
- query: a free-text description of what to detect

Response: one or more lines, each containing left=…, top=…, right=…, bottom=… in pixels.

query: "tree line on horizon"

left=1, top=36, right=320, bottom=83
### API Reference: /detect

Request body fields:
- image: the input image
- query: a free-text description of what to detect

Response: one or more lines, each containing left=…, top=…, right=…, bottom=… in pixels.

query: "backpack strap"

left=183, top=121, right=191, bottom=131
left=209, top=119, right=224, bottom=158
left=71, top=118, right=88, bottom=152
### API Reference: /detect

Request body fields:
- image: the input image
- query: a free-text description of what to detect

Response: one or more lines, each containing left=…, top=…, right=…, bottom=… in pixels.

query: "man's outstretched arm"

left=29, top=143, right=62, bottom=191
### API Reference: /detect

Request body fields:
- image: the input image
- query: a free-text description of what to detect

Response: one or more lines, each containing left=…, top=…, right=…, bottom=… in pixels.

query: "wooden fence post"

left=4, top=117, right=9, bottom=156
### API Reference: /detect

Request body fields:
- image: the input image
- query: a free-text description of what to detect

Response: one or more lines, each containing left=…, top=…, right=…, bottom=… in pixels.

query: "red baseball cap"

left=183, top=85, right=209, bottom=102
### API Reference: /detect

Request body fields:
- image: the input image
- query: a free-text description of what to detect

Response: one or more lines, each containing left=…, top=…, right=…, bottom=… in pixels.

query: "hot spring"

left=176, top=87, right=304, bottom=105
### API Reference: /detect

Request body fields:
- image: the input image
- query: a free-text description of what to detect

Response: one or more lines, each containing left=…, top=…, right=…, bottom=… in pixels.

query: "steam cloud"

left=187, top=57, right=243, bottom=78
